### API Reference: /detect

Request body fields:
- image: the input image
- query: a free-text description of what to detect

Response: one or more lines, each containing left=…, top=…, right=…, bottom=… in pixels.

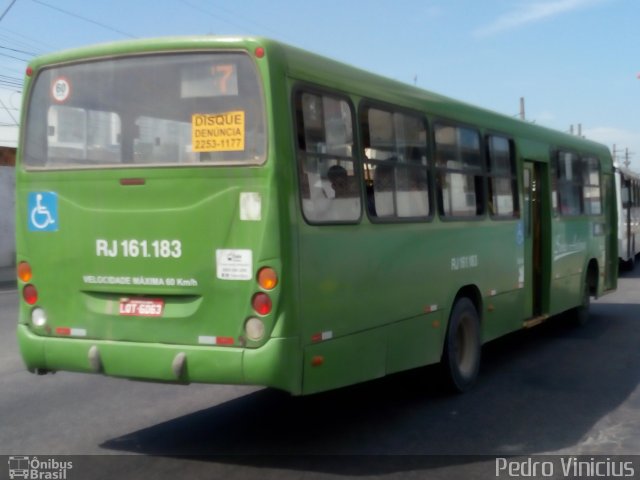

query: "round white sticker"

left=51, top=77, right=71, bottom=103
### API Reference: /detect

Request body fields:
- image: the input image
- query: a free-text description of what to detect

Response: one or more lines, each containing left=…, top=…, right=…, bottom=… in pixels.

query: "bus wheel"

left=571, top=280, right=591, bottom=326
left=622, top=256, right=635, bottom=272
left=442, top=297, right=481, bottom=393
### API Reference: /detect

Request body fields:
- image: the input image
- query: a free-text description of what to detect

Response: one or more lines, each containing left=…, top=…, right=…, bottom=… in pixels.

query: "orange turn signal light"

left=17, top=262, right=32, bottom=282
left=257, top=267, right=278, bottom=290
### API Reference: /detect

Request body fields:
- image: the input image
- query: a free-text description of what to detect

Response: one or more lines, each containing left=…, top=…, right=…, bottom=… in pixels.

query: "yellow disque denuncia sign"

left=192, top=111, right=245, bottom=152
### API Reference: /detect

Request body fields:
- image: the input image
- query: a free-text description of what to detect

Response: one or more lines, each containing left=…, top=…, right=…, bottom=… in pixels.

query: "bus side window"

left=554, top=152, right=601, bottom=216
left=582, top=157, right=601, bottom=215
left=361, top=105, right=429, bottom=221
left=435, top=124, right=484, bottom=218
left=486, top=135, right=518, bottom=218
left=555, top=151, right=583, bottom=216
left=621, top=183, right=630, bottom=208
left=294, top=90, right=361, bottom=223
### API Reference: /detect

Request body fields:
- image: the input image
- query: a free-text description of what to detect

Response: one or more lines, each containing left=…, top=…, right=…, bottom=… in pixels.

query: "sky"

left=0, top=0, right=638, bottom=168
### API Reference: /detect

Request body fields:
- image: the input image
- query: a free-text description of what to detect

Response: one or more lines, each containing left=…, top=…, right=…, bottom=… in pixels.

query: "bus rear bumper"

left=17, top=325, right=302, bottom=394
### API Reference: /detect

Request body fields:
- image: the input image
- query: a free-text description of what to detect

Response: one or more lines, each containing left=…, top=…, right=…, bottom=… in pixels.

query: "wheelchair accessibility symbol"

left=28, top=192, right=58, bottom=231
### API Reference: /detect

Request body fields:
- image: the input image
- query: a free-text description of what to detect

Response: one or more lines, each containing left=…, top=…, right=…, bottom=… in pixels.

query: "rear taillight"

left=246, top=267, right=276, bottom=341
left=251, top=292, right=272, bottom=315
left=19, top=262, right=39, bottom=306
left=23, top=284, right=38, bottom=305
left=20, top=262, right=46, bottom=325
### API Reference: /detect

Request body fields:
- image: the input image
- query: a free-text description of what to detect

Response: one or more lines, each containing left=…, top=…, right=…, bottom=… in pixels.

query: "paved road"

left=1, top=268, right=640, bottom=479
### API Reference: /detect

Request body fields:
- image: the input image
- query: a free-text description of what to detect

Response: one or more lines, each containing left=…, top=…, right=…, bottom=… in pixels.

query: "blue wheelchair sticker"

left=28, top=192, right=59, bottom=232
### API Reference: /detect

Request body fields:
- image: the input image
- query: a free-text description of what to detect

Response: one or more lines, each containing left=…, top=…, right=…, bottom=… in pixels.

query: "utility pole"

left=612, top=145, right=635, bottom=168
left=569, top=124, right=584, bottom=138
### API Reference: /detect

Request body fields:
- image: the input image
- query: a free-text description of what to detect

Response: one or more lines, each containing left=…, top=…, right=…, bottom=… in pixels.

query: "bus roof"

left=26, top=35, right=611, bottom=163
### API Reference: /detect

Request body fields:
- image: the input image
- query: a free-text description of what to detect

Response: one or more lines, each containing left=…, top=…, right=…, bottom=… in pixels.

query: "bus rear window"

left=23, top=52, right=266, bottom=169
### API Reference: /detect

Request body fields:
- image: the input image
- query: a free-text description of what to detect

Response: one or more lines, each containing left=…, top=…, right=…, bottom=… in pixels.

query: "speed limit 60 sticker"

left=51, top=77, right=71, bottom=103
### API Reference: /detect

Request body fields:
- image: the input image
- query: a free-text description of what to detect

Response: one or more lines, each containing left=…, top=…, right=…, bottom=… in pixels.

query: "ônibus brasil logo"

left=8, top=456, right=73, bottom=479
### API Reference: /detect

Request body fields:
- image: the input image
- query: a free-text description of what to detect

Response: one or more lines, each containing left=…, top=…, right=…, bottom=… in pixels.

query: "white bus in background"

left=615, top=164, right=640, bottom=270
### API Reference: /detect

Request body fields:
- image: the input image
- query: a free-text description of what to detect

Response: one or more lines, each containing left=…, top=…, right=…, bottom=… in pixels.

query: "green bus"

left=16, top=36, right=617, bottom=395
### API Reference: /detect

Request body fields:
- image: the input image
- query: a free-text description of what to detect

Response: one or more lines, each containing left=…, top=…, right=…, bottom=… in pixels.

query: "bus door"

left=523, top=161, right=543, bottom=318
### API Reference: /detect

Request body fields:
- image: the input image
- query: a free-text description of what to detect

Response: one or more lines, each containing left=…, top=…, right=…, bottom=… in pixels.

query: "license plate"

left=119, top=298, right=164, bottom=317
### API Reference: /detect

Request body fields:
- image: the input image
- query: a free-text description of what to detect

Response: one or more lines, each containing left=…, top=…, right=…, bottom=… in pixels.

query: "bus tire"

left=441, top=297, right=481, bottom=393
left=571, top=279, right=591, bottom=326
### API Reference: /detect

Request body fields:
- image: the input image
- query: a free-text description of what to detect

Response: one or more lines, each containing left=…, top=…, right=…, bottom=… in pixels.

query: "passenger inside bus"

left=328, top=165, right=349, bottom=198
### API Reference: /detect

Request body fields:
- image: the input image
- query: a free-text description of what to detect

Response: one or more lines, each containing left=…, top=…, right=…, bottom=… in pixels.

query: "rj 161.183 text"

left=95, top=239, right=182, bottom=258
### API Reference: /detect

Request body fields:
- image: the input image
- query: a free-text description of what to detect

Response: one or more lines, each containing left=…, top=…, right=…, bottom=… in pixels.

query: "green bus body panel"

left=16, top=170, right=281, bottom=346
left=16, top=35, right=617, bottom=396
left=549, top=218, right=603, bottom=312
left=297, top=221, right=526, bottom=346
left=302, top=312, right=444, bottom=395
left=303, top=328, right=387, bottom=395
